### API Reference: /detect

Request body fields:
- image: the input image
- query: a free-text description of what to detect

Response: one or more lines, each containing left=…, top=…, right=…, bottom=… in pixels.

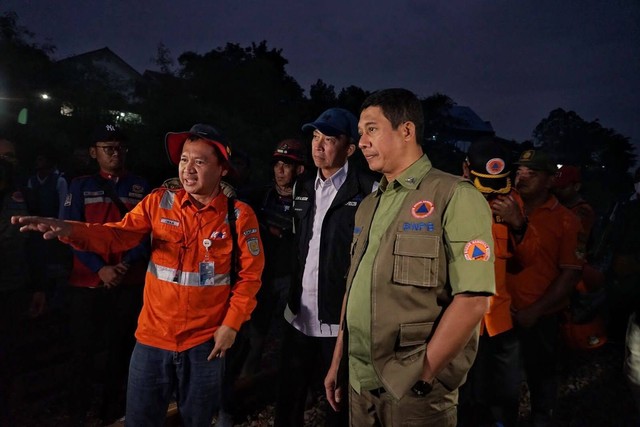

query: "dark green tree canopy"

left=2, top=11, right=636, bottom=194
left=533, top=108, right=637, bottom=209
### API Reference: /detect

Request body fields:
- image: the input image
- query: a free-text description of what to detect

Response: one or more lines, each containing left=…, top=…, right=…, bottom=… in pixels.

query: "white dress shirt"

left=285, top=162, right=349, bottom=337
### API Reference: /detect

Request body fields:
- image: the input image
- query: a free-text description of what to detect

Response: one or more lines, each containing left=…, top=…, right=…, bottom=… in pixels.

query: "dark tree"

left=337, top=85, right=370, bottom=115
left=152, top=42, right=175, bottom=75
left=308, top=79, right=337, bottom=118
left=0, top=11, right=56, bottom=130
left=533, top=108, right=637, bottom=210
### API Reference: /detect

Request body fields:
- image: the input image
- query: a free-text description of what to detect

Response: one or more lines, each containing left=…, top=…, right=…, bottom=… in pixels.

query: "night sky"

left=3, top=0, right=639, bottom=155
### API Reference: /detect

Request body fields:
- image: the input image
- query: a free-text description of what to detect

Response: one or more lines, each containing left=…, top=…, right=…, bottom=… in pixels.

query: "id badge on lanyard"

left=199, top=238, right=215, bottom=286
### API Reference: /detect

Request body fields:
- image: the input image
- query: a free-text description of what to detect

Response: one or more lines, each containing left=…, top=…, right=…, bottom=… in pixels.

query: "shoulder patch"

left=463, top=240, right=491, bottom=261
left=246, top=237, right=260, bottom=256
left=63, top=193, right=72, bottom=207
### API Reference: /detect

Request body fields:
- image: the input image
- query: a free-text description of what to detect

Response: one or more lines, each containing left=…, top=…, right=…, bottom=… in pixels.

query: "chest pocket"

left=393, top=234, right=439, bottom=287
left=152, top=223, right=183, bottom=265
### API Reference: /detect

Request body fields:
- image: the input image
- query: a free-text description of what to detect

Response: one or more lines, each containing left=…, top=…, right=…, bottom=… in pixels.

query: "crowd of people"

left=1, top=87, right=639, bottom=427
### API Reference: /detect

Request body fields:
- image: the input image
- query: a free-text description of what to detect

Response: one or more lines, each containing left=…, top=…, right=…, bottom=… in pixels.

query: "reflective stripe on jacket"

left=62, top=187, right=265, bottom=352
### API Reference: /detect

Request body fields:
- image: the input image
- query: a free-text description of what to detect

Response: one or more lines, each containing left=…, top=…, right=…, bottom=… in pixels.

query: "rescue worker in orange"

left=459, top=138, right=538, bottom=427
left=13, top=124, right=265, bottom=427
left=553, top=165, right=608, bottom=350
left=508, top=150, right=583, bottom=426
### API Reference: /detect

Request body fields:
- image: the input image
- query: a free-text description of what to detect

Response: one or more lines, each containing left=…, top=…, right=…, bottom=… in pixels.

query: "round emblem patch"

left=485, top=158, right=506, bottom=175
left=411, top=200, right=435, bottom=219
left=463, top=240, right=491, bottom=261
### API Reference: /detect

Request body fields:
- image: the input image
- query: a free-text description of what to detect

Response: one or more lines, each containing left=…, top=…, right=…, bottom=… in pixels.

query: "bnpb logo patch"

left=411, top=200, right=434, bottom=219
left=463, top=240, right=491, bottom=261
left=485, top=158, right=506, bottom=175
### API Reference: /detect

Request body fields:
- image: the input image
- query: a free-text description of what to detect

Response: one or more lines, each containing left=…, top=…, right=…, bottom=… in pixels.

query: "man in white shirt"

left=275, top=108, right=377, bottom=427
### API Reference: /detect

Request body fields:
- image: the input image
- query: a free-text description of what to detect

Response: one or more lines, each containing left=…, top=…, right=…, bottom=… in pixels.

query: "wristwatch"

left=411, top=378, right=434, bottom=397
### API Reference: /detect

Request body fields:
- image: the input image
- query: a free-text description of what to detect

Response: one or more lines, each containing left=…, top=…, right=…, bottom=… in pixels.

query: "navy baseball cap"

left=301, top=108, right=359, bottom=142
left=165, top=123, right=231, bottom=166
left=91, top=124, right=127, bottom=144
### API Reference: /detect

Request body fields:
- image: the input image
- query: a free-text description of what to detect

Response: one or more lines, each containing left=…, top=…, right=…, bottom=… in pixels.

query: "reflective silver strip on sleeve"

left=159, top=191, right=176, bottom=210
left=84, top=196, right=106, bottom=204
left=148, top=261, right=230, bottom=287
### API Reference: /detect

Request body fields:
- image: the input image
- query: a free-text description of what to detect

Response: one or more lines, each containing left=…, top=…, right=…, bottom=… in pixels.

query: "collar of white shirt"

left=314, top=161, right=349, bottom=191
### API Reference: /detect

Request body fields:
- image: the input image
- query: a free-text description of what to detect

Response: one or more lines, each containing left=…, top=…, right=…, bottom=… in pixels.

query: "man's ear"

left=402, top=121, right=416, bottom=142
left=346, top=143, right=356, bottom=157
left=88, top=147, right=97, bottom=160
left=462, top=161, right=471, bottom=179
left=296, top=164, right=305, bottom=175
left=221, top=167, right=229, bottom=177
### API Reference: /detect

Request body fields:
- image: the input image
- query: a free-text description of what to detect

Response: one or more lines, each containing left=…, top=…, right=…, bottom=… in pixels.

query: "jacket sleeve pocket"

left=393, top=234, right=439, bottom=287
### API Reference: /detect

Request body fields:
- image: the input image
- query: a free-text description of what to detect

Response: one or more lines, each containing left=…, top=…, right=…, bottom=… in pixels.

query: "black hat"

left=91, top=124, right=127, bottom=144
left=515, top=149, right=557, bottom=174
left=467, top=139, right=512, bottom=194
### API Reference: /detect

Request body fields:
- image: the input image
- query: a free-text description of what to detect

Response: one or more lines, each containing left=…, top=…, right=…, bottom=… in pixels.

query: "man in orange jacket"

left=459, top=138, right=538, bottom=427
left=13, top=124, right=265, bottom=427
left=508, top=150, right=584, bottom=426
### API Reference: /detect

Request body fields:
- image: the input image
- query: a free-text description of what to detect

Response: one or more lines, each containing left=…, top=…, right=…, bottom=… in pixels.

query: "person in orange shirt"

left=508, top=150, right=583, bottom=426
left=13, top=124, right=265, bottom=427
left=459, top=139, right=538, bottom=427
left=554, top=165, right=607, bottom=350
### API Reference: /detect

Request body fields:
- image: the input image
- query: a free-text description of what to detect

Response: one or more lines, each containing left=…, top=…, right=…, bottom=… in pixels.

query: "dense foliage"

left=1, top=11, right=636, bottom=197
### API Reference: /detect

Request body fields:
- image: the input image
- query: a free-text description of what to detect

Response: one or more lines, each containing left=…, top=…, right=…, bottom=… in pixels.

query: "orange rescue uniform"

left=507, top=195, right=583, bottom=311
left=61, top=187, right=265, bottom=352
left=483, top=191, right=539, bottom=336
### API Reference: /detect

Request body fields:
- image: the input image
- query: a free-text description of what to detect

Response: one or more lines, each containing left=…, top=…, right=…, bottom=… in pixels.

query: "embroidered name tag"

left=160, top=218, right=180, bottom=227
left=243, top=228, right=258, bottom=236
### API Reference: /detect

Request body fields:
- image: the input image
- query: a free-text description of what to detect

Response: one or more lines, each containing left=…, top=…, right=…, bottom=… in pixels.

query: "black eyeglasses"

left=94, top=145, right=128, bottom=155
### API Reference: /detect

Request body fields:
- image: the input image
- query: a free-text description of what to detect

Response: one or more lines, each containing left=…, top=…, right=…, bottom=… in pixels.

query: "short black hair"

left=361, top=88, right=424, bottom=142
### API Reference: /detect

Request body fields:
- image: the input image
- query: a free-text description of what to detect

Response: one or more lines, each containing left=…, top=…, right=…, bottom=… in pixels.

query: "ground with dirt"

left=8, top=310, right=639, bottom=426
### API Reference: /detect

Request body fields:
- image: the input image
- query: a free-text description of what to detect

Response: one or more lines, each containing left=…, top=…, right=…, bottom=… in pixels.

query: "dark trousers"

left=274, top=322, right=348, bottom=427
left=67, top=284, right=143, bottom=420
left=516, top=315, right=560, bottom=427
left=0, top=289, right=30, bottom=426
left=126, top=341, right=223, bottom=427
left=458, top=329, right=521, bottom=427
left=241, top=275, right=290, bottom=377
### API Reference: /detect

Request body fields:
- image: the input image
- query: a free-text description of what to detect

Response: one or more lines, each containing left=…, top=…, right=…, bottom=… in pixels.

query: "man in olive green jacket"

left=324, top=89, right=495, bottom=427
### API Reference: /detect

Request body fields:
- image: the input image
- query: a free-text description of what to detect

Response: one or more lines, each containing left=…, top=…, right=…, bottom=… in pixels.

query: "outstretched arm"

left=12, top=216, right=72, bottom=239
